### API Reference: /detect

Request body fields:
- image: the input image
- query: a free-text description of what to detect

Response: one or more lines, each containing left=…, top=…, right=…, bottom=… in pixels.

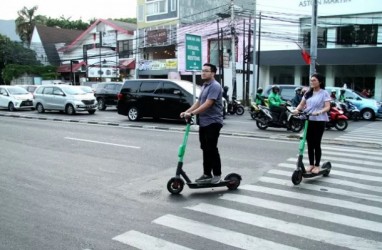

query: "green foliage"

left=2, top=64, right=57, bottom=84
left=44, top=16, right=90, bottom=30
left=113, top=18, right=137, bottom=24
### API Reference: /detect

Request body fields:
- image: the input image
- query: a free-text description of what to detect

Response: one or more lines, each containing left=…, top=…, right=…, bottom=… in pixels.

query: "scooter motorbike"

left=249, top=102, right=261, bottom=120
left=255, top=103, right=304, bottom=132
left=228, top=97, right=245, bottom=115
left=167, top=116, right=241, bottom=195
left=326, top=102, right=348, bottom=131
left=342, top=100, right=360, bottom=121
left=291, top=112, right=332, bottom=185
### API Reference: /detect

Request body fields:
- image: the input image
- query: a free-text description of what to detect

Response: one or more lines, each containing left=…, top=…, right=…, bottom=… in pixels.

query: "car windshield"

left=62, top=86, right=86, bottom=95
left=8, top=87, right=29, bottom=95
left=79, top=86, right=93, bottom=93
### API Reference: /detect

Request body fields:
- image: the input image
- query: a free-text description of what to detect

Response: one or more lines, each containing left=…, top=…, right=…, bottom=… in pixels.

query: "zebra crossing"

left=333, top=121, right=382, bottom=146
left=112, top=145, right=382, bottom=250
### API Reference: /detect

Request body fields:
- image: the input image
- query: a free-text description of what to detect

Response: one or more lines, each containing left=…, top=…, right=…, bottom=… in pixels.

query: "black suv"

left=94, top=82, right=123, bottom=110
left=117, top=79, right=200, bottom=121
left=264, top=84, right=303, bottom=101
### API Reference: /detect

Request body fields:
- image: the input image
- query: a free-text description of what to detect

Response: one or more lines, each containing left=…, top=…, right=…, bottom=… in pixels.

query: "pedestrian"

left=293, top=73, right=331, bottom=174
left=180, top=63, right=224, bottom=184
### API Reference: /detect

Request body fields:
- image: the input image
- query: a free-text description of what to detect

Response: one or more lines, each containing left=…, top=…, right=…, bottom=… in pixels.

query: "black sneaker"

left=195, top=174, right=212, bottom=183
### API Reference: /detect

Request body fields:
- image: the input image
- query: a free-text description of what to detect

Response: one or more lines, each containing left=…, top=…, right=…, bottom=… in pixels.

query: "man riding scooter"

left=268, top=85, right=287, bottom=124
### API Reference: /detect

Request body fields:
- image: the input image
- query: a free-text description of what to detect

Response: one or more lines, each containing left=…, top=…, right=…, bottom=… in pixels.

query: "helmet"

left=272, top=85, right=280, bottom=93
left=223, top=86, right=229, bottom=91
left=257, top=87, right=263, bottom=94
left=340, top=89, right=346, bottom=93
left=331, top=90, right=336, bottom=93
left=295, top=86, right=302, bottom=93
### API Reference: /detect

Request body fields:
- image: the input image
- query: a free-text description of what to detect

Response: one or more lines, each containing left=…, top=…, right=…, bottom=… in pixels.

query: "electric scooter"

left=167, top=116, right=241, bottom=194
left=291, top=112, right=332, bottom=185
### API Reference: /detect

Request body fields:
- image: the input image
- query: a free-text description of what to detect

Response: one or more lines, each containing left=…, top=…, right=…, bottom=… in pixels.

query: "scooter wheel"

left=225, top=175, right=241, bottom=190
left=323, top=169, right=331, bottom=177
left=291, top=170, right=303, bottom=185
left=167, top=178, right=184, bottom=194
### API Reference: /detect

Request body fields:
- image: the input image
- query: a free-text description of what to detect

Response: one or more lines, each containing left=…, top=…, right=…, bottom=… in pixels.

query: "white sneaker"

left=211, top=175, right=221, bottom=184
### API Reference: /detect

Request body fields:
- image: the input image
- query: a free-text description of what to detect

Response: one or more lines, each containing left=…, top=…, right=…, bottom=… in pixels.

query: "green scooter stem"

left=178, top=122, right=191, bottom=163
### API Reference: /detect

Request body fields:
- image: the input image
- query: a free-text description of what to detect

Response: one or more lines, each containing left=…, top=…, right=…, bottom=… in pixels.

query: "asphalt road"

left=1, top=110, right=381, bottom=250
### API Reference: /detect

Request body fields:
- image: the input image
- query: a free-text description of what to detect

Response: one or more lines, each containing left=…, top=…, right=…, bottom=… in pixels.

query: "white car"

left=0, top=85, right=34, bottom=111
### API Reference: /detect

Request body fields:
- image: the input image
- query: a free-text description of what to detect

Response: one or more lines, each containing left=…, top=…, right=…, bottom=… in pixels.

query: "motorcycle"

left=255, top=103, right=304, bottom=132
left=249, top=102, right=261, bottom=120
left=342, top=100, right=360, bottom=121
left=228, top=98, right=245, bottom=115
left=326, top=102, right=348, bottom=131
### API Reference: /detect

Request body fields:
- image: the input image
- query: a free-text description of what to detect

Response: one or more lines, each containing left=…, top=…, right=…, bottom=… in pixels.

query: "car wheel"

left=36, top=103, right=45, bottom=113
left=8, top=102, right=15, bottom=111
left=128, top=107, right=140, bottom=121
left=361, top=109, right=375, bottom=120
left=97, top=98, right=106, bottom=110
left=66, top=104, right=76, bottom=115
left=88, top=110, right=96, bottom=114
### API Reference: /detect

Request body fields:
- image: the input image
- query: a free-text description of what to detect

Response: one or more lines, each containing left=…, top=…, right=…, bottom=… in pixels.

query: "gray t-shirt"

left=302, top=89, right=331, bottom=121
left=198, top=79, right=223, bottom=127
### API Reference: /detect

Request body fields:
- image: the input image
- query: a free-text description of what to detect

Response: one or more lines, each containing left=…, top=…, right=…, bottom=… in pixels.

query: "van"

left=117, top=79, right=201, bottom=121
left=326, top=87, right=382, bottom=120
left=94, top=82, right=123, bottom=110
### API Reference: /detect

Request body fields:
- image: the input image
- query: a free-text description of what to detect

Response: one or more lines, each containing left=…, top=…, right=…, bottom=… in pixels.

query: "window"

left=139, top=81, right=161, bottom=93
left=118, top=40, right=134, bottom=58
left=146, top=0, right=167, bottom=16
left=337, top=24, right=378, bottom=45
left=43, top=87, right=54, bottom=95
left=53, top=88, right=64, bottom=96
left=163, top=82, right=181, bottom=95
left=170, top=0, right=177, bottom=11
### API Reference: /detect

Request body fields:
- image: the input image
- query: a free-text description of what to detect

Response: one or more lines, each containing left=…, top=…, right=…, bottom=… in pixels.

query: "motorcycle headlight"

left=339, top=110, right=344, bottom=114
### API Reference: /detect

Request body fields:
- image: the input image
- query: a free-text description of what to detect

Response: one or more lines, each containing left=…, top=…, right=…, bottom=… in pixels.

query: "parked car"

left=18, top=85, right=39, bottom=93
left=33, top=85, right=97, bottom=115
left=94, top=82, right=123, bottom=110
left=117, top=79, right=201, bottom=121
left=264, top=84, right=302, bottom=101
left=0, top=85, right=34, bottom=111
left=326, top=87, right=382, bottom=120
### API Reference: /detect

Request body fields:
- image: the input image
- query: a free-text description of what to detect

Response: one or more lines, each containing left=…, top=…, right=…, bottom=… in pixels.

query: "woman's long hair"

left=305, top=73, right=325, bottom=100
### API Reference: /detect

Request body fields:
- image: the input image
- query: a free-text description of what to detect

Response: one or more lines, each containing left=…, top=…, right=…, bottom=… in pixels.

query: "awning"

left=119, top=58, right=135, bottom=69
left=57, top=61, right=86, bottom=73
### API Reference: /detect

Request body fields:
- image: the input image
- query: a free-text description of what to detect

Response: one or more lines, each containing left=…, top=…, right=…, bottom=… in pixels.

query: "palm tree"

left=15, top=6, right=45, bottom=47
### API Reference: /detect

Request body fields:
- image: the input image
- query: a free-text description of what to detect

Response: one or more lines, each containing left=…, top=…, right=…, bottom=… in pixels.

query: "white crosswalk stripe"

left=334, top=122, right=382, bottom=145
left=113, top=143, right=382, bottom=249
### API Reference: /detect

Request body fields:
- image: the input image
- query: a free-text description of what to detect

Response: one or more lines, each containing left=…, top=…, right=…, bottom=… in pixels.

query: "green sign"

left=185, top=34, right=202, bottom=71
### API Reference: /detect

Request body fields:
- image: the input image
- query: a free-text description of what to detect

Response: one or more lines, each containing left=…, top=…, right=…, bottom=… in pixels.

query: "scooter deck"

left=187, top=180, right=230, bottom=189
left=302, top=165, right=331, bottom=178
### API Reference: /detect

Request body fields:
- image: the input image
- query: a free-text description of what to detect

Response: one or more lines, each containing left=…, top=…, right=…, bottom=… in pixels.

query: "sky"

left=0, top=0, right=137, bottom=21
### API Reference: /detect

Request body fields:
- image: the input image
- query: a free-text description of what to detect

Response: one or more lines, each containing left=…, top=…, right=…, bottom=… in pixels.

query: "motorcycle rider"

left=339, top=89, right=346, bottom=102
left=330, top=90, right=337, bottom=100
left=255, top=87, right=265, bottom=105
left=291, top=87, right=303, bottom=107
left=268, top=85, right=287, bottom=124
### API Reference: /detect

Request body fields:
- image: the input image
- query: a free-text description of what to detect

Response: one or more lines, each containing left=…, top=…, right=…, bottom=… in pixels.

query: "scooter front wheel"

left=291, top=170, right=303, bottom=185
left=167, top=177, right=184, bottom=194
left=224, top=173, right=241, bottom=190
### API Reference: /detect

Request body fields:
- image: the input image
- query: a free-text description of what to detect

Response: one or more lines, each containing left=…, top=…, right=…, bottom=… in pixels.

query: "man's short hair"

left=203, top=63, right=217, bottom=73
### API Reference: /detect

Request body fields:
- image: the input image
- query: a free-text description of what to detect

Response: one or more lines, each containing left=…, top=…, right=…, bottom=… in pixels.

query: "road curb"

left=1, top=112, right=380, bottom=149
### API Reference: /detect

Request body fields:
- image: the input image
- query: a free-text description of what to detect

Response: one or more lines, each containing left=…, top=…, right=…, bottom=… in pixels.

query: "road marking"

left=240, top=185, right=382, bottom=216
left=112, top=230, right=193, bottom=250
left=64, top=137, right=140, bottom=149
left=187, top=203, right=382, bottom=250
left=271, top=167, right=382, bottom=193
left=321, top=150, right=382, bottom=161
left=220, top=193, right=382, bottom=233
left=259, top=176, right=382, bottom=202
left=153, top=214, right=298, bottom=250
left=322, top=145, right=382, bottom=156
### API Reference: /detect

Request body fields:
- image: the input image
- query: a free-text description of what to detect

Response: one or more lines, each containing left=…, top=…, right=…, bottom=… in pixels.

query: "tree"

left=113, top=18, right=137, bottom=24
left=44, top=16, right=90, bottom=30
left=15, top=6, right=45, bottom=47
left=0, top=34, right=41, bottom=84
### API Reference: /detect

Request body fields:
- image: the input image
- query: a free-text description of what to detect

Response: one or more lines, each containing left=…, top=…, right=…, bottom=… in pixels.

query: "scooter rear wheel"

left=167, top=177, right=184, bottom=194
left=291, top=170, right=303, bottom=185
left=225, top=174, right=241, bottom=190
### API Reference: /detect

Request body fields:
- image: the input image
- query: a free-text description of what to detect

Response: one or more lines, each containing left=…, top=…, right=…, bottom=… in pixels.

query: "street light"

left=70, top=60, right=79, bottom=85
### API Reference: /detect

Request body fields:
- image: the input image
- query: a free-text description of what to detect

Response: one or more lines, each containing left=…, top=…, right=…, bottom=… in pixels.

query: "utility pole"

left=309, top=0, right=318, bottom=76
left=252, top=0, right=257, bottom=101
left=231, top=0, right=237, bottom=99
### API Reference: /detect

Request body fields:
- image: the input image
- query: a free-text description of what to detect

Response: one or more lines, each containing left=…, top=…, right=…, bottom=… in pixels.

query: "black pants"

left=306, top=121, right=326, bottom=166
left=199, top=123, right=223, bottom=176
left=270, top=106, right=287, bottom=122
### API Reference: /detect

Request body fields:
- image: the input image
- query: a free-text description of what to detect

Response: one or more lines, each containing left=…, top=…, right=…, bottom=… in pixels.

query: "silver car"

left=33, top=85, right=97, bottom=115
left=0, top=85, right=34, bottom=111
